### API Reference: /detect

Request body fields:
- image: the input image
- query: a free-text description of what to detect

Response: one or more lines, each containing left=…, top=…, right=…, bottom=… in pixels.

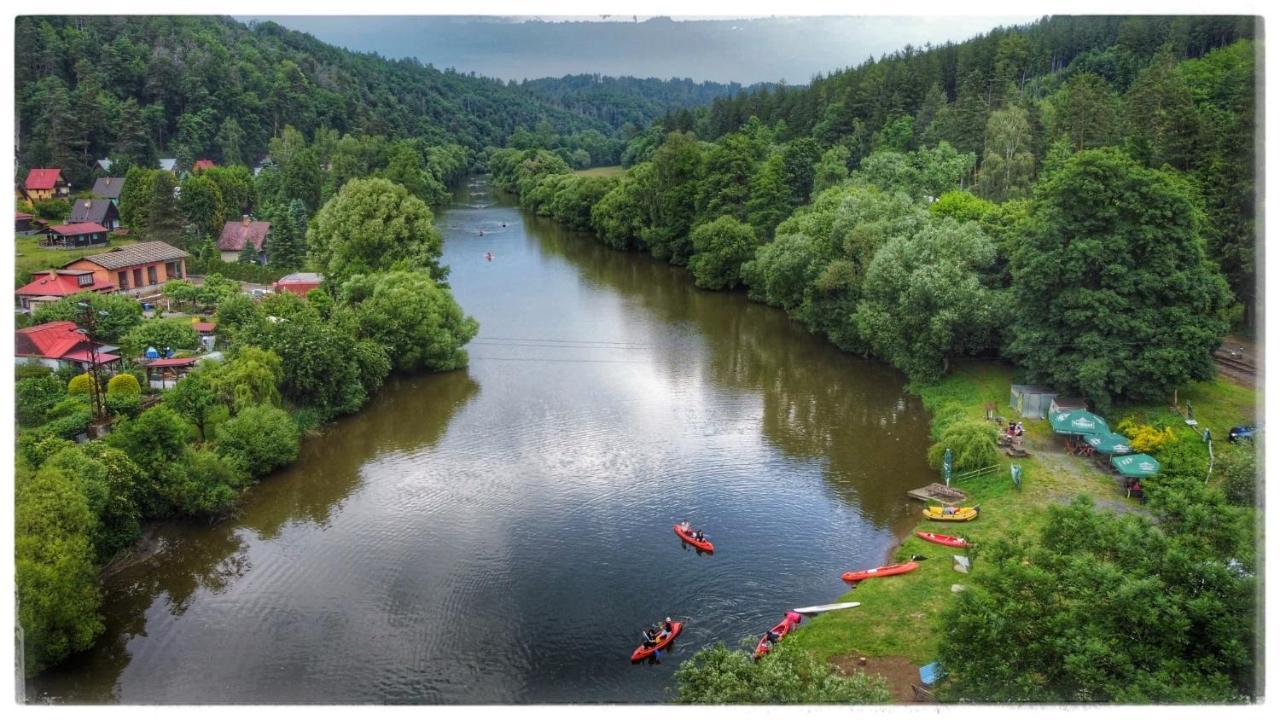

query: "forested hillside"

left=519, top=75, right=755, bottom=132
left=655, top=14, right=1259, bottom=328
left=493, top=14, right=1259, bottom=407
left=14, top=16, right=742, bottom=186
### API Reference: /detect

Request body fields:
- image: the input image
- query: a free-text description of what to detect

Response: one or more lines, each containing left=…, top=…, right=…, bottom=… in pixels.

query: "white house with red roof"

left=23, top=168, right=70, bottom=201
left=15, top=320, right=122, bottom=371
left=217, top=215, right=272, bottom=262
left=15, top=268, right=115, bottom=311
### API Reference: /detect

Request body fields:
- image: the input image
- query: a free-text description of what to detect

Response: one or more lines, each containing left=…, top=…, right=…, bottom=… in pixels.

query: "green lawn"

left=790, top=360, right=1258, bottom=666
left=15, top=234, right=139, bottom=285
left=573, top=165, right=624, bottom=178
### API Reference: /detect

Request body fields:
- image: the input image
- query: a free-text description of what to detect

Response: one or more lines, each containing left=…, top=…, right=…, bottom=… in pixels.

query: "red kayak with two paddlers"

left=630, top=621, right=683, bottom=662
left=753, top=611, right=802, bottom=660
left=674, top=523, right=714, bottom=552
left=915, top=531, right=970, bottom=548
left=840, top=561, right=920, bottom=584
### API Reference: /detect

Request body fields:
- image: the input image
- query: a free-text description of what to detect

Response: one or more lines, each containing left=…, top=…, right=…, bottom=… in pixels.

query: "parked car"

left=1228, top=425, right=1258, bottom=443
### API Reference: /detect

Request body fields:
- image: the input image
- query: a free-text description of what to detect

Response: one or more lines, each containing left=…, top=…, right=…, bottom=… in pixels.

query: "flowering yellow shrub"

left=1116, top=417, right=1177, bottom=453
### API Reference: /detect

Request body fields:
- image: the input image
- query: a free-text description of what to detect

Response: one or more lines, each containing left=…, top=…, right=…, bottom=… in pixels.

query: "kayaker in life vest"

left=694, top=529, right=706, bottom=541
left=663, top=617, right=674, bottom=634
left=641, top=627, right=658, bottom=648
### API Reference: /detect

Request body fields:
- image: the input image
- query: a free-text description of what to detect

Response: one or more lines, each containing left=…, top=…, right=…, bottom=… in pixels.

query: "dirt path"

left=831, top=653, right=930, bottom=703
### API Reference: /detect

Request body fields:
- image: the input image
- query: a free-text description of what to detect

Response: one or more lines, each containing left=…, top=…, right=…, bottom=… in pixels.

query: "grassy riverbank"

left=790, top=361, right=1259, bottom=670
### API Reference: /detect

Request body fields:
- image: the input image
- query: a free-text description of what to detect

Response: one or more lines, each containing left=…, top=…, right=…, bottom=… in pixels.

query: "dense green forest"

left=653, top=14, right=1259, bottom=329
left=13, top=16, right=745, bottom=186
left=519, top=74, right=756, bottom=131
left=493, top=14, right=1258, bottom=410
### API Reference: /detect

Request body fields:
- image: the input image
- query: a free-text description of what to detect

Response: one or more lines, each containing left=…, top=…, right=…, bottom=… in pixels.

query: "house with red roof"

left=24, top=168, right=71, bottom=201
left=64, top=241, right=189, bottom=295
left=16, top=212, right=34, bottom=233
left=217, top=215, right=272, bottom=262
left=15, top=320, right=122, bottom=371
left=42, top=222, right=110, bottom=249
left=15, top=268, right=115, bottom=311
left=192, top=159, right=216, bottom=172
left=274, top=272, right=324, bottom=297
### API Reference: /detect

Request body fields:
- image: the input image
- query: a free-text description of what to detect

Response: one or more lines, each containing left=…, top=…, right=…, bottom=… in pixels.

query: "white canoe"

left=791, top=602, right=861, bottom=615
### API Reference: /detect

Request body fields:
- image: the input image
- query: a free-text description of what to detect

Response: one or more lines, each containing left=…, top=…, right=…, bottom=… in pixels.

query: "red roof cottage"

left=24, top=168, right=70, bottom=201
left=16, top=268, right=115, bottom=311
left=274, top=272, right=324, bottom=296
left=217, top=215, right=271, bottom=262
left=64, top=241, right=189, bottom=295
left=43, top=222, right=110, bottom=249
left=193, top=159, right=216, bottom=172
left=16, top=320, right=122, bottom=371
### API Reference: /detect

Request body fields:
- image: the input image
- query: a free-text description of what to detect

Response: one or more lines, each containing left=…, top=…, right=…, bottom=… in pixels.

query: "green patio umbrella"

left=1084, top=432, right=1133, bottom=455
left=1049, top=409, right=1110, bottom=436
left=1111, top=453, right=1160, bottom=478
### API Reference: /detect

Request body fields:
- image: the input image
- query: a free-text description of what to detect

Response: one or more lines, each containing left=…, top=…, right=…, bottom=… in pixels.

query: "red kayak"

left=841, top=561, right=919, bottom=584
left=630, top=621, right=683, bottom=662
left=753, top=612, right=801, bottom=660
left=915, top=531, right=970, bottom=549
left=674, top=524, right=714, bottom=552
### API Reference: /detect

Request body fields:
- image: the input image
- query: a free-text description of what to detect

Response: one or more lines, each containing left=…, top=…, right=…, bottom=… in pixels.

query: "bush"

left=1116, top=418, right=1177, bottom=453
left=16, top=363, right=53, bottom=380
left=675, top=641, right=890, bottom=703
left=33, top=198, right=71, bottom=221
left=16, top=373, right=67, bottom=427
left=104, top=392, right=142, bottom=419
left=106, top=373, right=141, bottom=398
left=152, top=448, right=245, bottom=518
left=927, top=419, right=999, bottom=472
left=215, top=404, right=300, bottom=478
left=120, top=318, right=200, bottom=358
left=1217, top=441, right=1258, bottom=506
left=67, top=373, right=98, bottom=396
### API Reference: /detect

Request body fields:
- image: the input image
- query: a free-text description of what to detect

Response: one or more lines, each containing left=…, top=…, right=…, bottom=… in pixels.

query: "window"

left=77, top=273, right=93, bottom=287
left=147, top=266, right=158, bottom=286
left=133, top=268, right=143, bottom=287
left=118, top=271, right=128, bottom=289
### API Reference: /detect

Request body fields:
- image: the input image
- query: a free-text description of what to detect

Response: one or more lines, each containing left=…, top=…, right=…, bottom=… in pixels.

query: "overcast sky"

left=242, top=15, right=1038, bottom=84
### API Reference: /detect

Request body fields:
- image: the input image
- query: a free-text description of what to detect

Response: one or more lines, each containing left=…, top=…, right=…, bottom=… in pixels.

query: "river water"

left=30, top=177, right=935, bottom=704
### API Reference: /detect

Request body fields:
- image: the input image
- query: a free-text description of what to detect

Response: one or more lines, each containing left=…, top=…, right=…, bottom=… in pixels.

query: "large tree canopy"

left=1006, top=148, right=1229, bottom=408
left=307, top=177, right=445, bottom=287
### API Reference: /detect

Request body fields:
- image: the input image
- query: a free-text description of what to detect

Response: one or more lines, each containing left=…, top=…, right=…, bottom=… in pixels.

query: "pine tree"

left=112, top=98, right=155, bottom=170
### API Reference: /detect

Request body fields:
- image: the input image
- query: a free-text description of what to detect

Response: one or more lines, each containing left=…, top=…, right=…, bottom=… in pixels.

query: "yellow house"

left=24, top=168, right=70, bottom=201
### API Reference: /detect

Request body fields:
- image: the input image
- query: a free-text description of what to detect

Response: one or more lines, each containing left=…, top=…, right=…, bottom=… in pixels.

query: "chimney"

left=242, top=215, right=251, bottom=227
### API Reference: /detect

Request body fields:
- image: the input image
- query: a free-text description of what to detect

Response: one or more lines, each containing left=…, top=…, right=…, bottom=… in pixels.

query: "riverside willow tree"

left=854, top=217, right=1005, bottom=381
left=1006, top=148, right=1229, bottom=409
left=308, top=178, right=445, bottom=287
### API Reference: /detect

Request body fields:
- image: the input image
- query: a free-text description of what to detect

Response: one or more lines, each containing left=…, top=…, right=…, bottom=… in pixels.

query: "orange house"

left=62, top=241, right=190, bottom=294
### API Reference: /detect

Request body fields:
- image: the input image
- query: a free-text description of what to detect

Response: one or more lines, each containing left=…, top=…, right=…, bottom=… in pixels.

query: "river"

left=30, top=177, right=935, bottom=704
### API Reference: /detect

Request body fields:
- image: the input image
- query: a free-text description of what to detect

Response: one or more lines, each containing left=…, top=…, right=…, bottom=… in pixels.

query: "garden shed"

left=1010, top=385, right=1057, bottom=419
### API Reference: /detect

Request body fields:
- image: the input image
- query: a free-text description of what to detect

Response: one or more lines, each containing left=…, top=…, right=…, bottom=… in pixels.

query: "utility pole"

left=77, top=302, right=106, bottom=422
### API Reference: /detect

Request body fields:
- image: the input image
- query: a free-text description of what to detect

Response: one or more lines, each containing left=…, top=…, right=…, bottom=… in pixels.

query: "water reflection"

left=30, top=372, right=479, bottom=703
left=526, top=216, right=930, bottom=527
left=31, top=179, right=933, bottom=704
